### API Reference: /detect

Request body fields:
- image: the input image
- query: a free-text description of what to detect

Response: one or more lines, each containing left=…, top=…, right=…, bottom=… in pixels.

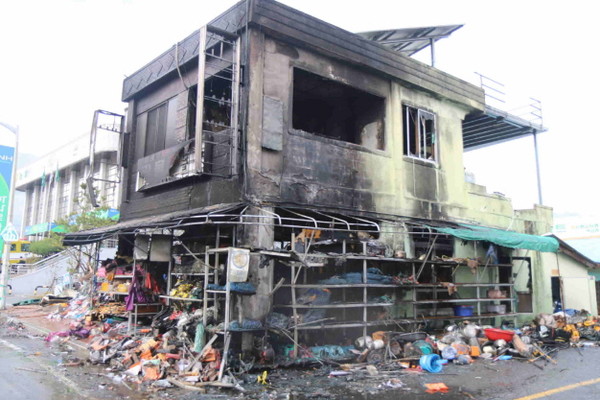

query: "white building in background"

left=16, top=122, right=123, bottom=240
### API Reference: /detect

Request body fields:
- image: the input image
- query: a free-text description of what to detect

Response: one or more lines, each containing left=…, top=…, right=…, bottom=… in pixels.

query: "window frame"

left=144, top=101, right=169, bottom=157
left=402, top=105, right=438, bottom=164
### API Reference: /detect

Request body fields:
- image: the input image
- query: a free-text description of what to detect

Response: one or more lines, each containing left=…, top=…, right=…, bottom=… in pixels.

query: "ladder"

left=195, top=25, right=241, bottom=177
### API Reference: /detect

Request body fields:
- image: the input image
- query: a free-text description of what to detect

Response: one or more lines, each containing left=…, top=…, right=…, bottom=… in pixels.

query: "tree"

left=29, top=235, right=64, bottom=257
left=56, top=182, right=118, bottom=234
left=50, top=182, right=118, bottom=274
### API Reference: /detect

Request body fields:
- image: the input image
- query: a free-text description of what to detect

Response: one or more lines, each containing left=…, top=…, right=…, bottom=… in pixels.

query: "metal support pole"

left=429, top=38, right=436, bottom=67
left=532, top=131, right=543, bottom=205
left=0, top=123, right=18, bottom=309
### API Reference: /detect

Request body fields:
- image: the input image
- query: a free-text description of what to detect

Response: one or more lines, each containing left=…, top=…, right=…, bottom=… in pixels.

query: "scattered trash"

left=420, top=354, right=446, bottom=373
left=366, top=365, right=378, bottom=376
left=383, top=378, right=403, bottom=388
left=424, top=382, right=450, bottom=393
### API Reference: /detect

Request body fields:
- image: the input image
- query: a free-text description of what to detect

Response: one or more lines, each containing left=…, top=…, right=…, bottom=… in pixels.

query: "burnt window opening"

left=201, top=67, right=234, bottom=174
left=187, top=85, right=197, bottom=140
left=203, top=74, right=232, bottom=133
left=292, top=68, right=385, bottom=150
left=403, top=105, right=436, bottom=161
left=144, top=102, right=168, bottom=156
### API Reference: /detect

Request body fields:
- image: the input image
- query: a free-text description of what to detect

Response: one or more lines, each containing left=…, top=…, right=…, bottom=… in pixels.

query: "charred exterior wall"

left=118, top=0, right=550, bottom=236
left=246, top=32, right=477, bottom=223
left=244, top=30, right=549, bottom=232
left=120, top=66, right=242, bottom=221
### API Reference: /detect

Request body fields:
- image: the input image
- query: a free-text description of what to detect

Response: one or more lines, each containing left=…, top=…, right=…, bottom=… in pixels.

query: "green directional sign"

left=0, top=145, right=15, bottom=250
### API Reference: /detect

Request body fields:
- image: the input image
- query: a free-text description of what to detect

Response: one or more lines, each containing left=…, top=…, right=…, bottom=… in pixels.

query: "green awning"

left=429, top=223, right=559, bottom=253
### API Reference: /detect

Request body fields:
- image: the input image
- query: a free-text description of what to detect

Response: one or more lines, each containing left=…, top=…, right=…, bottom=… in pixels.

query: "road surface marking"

left=0, top=338, right=24, bottom=352
left=514, top=377, right=600, bottom=400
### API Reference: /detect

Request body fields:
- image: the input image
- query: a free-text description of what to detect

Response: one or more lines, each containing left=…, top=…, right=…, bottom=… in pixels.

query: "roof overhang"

left=122, top=0, right=484, bottom=111
left=356, top=24, right=463, bottom=57
left=462, top=105, right=546, bottom=150
left=62, top=203, right=385, bottom=246
left=546, top=234, right=600, bottom=269
left=63, top=203, right=245, bottom=245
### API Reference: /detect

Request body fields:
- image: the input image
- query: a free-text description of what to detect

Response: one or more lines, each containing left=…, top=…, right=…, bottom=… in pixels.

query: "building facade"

left=64, top=1, right=582, bottom=355
left=16, top=124, right=122, bottom=239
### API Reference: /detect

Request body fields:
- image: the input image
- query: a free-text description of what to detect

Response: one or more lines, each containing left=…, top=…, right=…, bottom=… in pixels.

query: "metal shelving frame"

left=273, top=233, right=522, bottom=356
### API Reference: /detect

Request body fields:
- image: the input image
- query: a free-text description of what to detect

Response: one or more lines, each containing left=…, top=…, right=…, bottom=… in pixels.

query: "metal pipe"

left=429, top=38, right=435, bottom=67
left=532, top=131, right=543, bottom=205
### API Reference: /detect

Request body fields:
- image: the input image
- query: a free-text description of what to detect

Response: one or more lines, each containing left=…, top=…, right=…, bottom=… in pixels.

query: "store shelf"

left=281, top=283, right=400, bottom=289
left=171, top=272, right=204, bottom=276
left=273, top=302, right=394, bottom=309
left=114, top=275, right=133, bottom=279
left=260, top=249, right=513, bottom=268
left=407, top=283, right=513, bottom=288
left=400, top=298, right=515, bottom=304
left=99, top=291, right=128, bottom=296
left=292, top=319, right=411, bottom=331
left=159, top=295, right=203, bottom=303
left=411, top=312, right=523, bottom=322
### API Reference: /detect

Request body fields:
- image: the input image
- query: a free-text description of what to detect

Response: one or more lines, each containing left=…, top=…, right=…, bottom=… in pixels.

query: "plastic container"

left=419, top=354, right=446, bottom=373
left=441, top=346, right=458, bottom=360
left=413, top=340, right=434, bottom=355
left=487, top=304, right=506, bottom=314
left=453, top=305, right=474, bottom=317
left=484, top=328, right=515, bottom=342
left=451, top=342, right=471, bottom=355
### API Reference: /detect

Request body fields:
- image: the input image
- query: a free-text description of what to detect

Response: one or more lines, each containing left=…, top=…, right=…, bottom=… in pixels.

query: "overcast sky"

left=1, top=0, right=597, bottom=221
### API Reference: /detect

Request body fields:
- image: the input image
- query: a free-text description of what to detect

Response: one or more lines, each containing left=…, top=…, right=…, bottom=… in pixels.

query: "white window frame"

left=403, top=105, right=437, bottom=163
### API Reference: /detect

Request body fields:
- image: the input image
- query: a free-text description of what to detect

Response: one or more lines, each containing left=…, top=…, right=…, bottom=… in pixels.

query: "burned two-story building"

left=65, top=0, right=577, bottom=365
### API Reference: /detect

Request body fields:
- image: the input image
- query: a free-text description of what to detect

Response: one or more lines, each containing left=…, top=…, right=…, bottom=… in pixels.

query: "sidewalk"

left=1, top=304, right=90, bottom=354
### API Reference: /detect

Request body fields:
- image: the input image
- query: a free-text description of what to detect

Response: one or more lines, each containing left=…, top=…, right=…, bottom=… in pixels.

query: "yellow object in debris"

left=257, top=370, right=268, bottom=385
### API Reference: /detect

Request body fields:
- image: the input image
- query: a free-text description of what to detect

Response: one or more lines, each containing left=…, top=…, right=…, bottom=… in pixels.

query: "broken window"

left=403, top=105, right=436, bottom=161
left=292, top=68, right=385, bottom=150
left=144, top=102, right=168, bottom=156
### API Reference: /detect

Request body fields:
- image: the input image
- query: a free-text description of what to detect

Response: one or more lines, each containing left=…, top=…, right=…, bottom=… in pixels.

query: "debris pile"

left=83, top=307, right=245, bottom=392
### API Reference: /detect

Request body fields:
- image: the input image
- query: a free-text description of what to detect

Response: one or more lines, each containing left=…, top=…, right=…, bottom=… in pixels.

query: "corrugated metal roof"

left=62, top=203, right=245, bottom=245
left=462, top=105, right=546, bottom=150
left=356, top=24, right=463, bottom=56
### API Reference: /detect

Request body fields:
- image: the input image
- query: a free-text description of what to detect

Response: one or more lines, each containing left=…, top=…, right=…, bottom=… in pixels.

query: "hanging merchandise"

left=125, top=266, right=149, bottom=311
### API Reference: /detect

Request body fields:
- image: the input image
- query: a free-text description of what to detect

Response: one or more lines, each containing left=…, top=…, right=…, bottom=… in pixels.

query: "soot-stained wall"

left=246, top=31, right=483, bottom=222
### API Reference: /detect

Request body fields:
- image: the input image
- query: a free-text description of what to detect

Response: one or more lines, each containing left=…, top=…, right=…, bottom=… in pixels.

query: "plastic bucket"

left=419, top=354, right=446, bottom=373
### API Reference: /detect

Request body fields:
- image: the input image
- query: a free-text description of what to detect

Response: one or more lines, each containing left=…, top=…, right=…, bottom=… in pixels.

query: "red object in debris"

left=484, top=328, right=514, bottom=342
left=425, top=383, right=449, bottom=393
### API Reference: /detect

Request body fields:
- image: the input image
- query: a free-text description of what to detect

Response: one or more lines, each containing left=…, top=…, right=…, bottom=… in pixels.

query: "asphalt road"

left=0, top=337, right=86, bottom=400
left=2, top=314, right=600, bottom=400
